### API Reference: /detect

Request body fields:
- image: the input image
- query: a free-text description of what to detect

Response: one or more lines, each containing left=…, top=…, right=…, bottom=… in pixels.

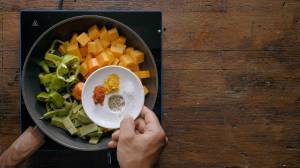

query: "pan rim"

left=22, top=15, right=158, bottom=151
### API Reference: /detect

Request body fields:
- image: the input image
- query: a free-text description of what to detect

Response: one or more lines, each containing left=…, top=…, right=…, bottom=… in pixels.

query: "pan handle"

left=0, top=126, right=45, bottom=168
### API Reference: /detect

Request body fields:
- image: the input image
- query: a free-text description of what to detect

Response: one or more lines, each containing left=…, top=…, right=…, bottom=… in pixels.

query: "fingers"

left=112, top=130, right=120, bottom=141
left=135, top=118, right=146, bottom=133
left=140, top=106, right=160, bottom=125
left=119, top=115, right=135, bottom=140
left=108, top=140, right=118, bottom=148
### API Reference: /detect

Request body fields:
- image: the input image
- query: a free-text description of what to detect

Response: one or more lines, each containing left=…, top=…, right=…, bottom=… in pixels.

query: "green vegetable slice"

left=39, top=61, right=50, bottom=73
left=49, top=92, right=65, bottom=108
left=56, top=55, right=80, bottom=83
left=78, top=123, right=98, bottom=137
left=89, top=136, right=100, bottom=144
left=45, top=53, right=63, bottom=68
left=51, top=116, right=65, bottom=129
left=63, top=117, right=77, bottom=135
left=40, top=108, right=70, bottom=120
left=77, top=110, right=92, bottom=124
left=36, top=92, right=50, bottom=102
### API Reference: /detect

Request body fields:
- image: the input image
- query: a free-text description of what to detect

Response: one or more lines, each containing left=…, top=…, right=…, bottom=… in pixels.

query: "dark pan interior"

left=22, top=15, right=158, bottom=151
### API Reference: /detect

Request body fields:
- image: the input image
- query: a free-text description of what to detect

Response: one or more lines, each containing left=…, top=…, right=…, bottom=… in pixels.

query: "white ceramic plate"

left=82, top=65, right=144, bottom=129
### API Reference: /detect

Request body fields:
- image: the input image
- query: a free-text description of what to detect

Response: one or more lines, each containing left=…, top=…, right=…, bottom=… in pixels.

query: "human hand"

left=108, top=106, right=168, bottom=168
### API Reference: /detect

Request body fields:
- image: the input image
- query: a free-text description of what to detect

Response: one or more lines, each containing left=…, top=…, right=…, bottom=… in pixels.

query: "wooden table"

left=1, top=0, right=300, bottom=167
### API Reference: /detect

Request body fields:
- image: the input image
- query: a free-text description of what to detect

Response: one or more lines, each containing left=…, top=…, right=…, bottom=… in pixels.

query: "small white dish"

left=82, top=65, right=144, bottom=129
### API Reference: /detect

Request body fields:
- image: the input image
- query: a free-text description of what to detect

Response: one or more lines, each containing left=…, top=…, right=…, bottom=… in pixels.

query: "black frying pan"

left=0, top=15, right=158, bottom=166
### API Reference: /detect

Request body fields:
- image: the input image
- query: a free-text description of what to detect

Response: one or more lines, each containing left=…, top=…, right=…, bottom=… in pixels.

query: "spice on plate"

left=104, top=73, right=119, bottom=94
left=108, top=95, right=125, bottom=112
left=93, top=86, right=106, bottom=105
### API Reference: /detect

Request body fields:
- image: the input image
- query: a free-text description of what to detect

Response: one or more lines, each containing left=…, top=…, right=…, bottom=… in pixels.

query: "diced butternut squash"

left=87, top=41, right=97, bottom=55
left=80, top=61, right=89, bottom=76
left=99, top=26, right=108, bottom=39
left=58, top=41, right=69, bottom=55
left=129, top=50, right=144, bottom=64
left=107, top=28, right=119, bottom=41
left=88, top=39, right=104, bottom=56
left=134, top=70, right=151, bottom=79
left=112, top=36, right=126, bottom=45
left=79, top=46, right=88, bottom=58
left=119, top=55, right=134, bottom=66
left=70, top=33, right=78, bottom=45
left=86, top=54, right=93, bottom=60
left=95, top=39, right=104, bottom=53
left=143, top=86, right=149, bottom=95
left=72, top=82, right=84, bottom=100
left=96, top=51, right=114, bottom=67
left=87, top=58, right=101, bottom=74
left=119, top=55, right=139, bottom=71
left=110, top=44, right=126, bottom=58
left=112, top=58, right=120, bottom=65
left=125, top=47, right=134, bottom=55
left=67, top=44, right=82, bottom=60
left=88, top=25, right=100, bottom=40
left=76, top=32, right=90, bottom=47
left=100, top=39, right=110, bottom=48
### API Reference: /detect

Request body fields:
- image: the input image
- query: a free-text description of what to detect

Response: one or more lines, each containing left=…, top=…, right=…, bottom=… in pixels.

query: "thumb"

left=119, top=115, right=135, bottom=140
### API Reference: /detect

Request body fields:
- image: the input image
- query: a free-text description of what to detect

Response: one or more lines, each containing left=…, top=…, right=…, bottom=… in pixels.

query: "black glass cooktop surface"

left=20, top=10, right=162, bottom=152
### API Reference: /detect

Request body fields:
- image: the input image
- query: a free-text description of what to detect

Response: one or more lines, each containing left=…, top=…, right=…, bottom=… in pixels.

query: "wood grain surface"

left=1, top=0, right=300, bottom=168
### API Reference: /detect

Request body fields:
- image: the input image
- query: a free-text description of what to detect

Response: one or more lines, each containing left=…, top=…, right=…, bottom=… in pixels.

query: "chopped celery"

left=51, top=116, right=65, bottom=129
left=72, top=119, right=81, bottom=128
left=63, top=117, right=77, bottom=135
left=40, top=108, right=69, bottom=120
left=89, top=136, right=100, bottom=145
left=78, top=123, right=98, bottom=137
left=86, top=127, right=103, bottom=138
left=77, top=110, right=92, bottom=124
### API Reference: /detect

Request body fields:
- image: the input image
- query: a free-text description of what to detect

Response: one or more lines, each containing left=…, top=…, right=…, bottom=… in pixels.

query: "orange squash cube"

left=129, top=50, right=144, bottom=64
left=87, top=58, right=101, bottom=74
left=72, top=82, right=84, bottom=100
left=99, top=26, right=108, bottom=39
left=80, top=61, right=89, bottom=76
left=58, top=41, right=69, bottom=55
left=107, top=28, right=119, bottom=41
left=100, top=39, right=110, bottom=48
left=67, top=44, right=82, bottom=60
left=96, top=51, right=114, bottom=67
left=112, top=36, right=126, bottom=45
left=86, top=54, right=93, bottom=60
left=88, top=25, right=100, bottom=40
left=119, top=55, right=139, bottom=71
left=143, top=86, right=149, bottom=95
left=70, top=33, right=78, bottom=45
left=110, top=44, right=126, bottom=58
left=88, top=39, right=104, bottom=55
left=112, top=58, right=120, bottom=65
left=134, top=70, right=151, bottom=79
left=76, top=32, right=90, bottom=47
left=79, top=46, right=88, bottom=59
left=125, top=47, right=134, bottom=55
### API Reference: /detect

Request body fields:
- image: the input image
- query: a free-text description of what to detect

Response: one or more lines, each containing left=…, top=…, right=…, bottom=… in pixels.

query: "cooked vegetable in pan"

left=36, top=25, right=152, bottom=144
